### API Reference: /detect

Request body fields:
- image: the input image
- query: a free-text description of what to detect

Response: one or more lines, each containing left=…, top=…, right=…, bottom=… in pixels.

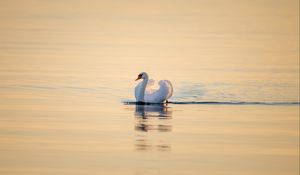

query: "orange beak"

left=135, top=75, right=142, bottom=81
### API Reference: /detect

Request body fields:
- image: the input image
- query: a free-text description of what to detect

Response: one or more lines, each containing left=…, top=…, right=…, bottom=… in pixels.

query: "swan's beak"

left=135, top=77, right=141, bottom=81
left=135, top=75, right=142, bottom=81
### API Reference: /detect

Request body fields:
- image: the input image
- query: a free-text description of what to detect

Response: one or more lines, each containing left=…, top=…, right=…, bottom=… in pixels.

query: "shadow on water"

left=134, top=104, right=172, bottom=152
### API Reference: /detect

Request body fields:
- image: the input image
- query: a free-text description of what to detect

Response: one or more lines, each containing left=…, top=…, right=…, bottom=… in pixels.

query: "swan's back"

left=144, top=80, right=173, bottom=103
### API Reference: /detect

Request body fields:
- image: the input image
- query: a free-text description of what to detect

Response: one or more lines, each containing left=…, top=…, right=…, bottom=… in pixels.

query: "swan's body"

left=135, top=72, right=173, bottom=103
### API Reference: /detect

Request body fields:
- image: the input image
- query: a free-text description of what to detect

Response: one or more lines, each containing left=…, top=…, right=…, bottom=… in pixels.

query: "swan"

left=135, top=72, right=173, bottom=103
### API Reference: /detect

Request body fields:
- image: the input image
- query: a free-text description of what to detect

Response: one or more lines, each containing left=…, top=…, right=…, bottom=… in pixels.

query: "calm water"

left=0, top=0, right=299, bottom=175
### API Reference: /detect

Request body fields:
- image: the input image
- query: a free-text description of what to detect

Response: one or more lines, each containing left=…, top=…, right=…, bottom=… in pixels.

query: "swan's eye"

left=138, top=74, right=143, bottom=77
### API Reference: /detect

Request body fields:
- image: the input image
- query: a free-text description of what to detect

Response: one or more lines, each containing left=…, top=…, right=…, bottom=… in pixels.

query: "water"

left=0, top=0, right=299, bottom=175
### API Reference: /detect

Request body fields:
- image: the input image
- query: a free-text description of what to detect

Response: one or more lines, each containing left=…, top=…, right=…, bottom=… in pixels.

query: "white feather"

left=135, top=73, right=173, bottom=103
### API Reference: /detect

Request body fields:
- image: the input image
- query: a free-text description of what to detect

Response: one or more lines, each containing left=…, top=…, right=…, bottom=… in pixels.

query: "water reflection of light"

left=134, top=104, right=172, bottom=152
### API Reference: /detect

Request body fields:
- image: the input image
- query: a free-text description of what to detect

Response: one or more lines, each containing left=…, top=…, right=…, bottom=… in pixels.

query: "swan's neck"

left=137, top=78, right=148, bottom=102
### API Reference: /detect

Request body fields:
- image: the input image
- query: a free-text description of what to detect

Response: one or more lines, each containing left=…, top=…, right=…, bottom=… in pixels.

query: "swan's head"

left=135, top=72, right=148, bottom=81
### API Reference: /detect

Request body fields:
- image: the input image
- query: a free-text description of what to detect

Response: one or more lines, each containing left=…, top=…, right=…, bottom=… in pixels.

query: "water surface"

left=0, top=0, right=299, bottom=175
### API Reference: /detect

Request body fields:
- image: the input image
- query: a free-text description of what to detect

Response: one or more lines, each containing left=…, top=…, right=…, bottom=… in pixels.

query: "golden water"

left=0, top=0, right=299, bottom=174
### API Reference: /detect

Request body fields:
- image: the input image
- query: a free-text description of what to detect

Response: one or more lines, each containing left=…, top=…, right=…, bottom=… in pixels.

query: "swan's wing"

left=145, top=79, right=156, bottom=94
left=144, top=79, right=173, bottom=103
left=147, top=79, right=155, bottom=87
left=161, top=80, right=173, bottom=99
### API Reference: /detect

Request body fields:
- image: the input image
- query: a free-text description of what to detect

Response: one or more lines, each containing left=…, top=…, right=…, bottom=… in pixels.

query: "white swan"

left=135, top=72, right=173, bottom=103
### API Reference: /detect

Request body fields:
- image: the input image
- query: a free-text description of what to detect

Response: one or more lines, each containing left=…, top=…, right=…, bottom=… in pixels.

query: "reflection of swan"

left=135, top=72, right=173, bottom=103
left=135, top=104, right=172, bottom=119
left=134, top=104, right=172, bottom=151
left=135, top=104, right=172, bottom=132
